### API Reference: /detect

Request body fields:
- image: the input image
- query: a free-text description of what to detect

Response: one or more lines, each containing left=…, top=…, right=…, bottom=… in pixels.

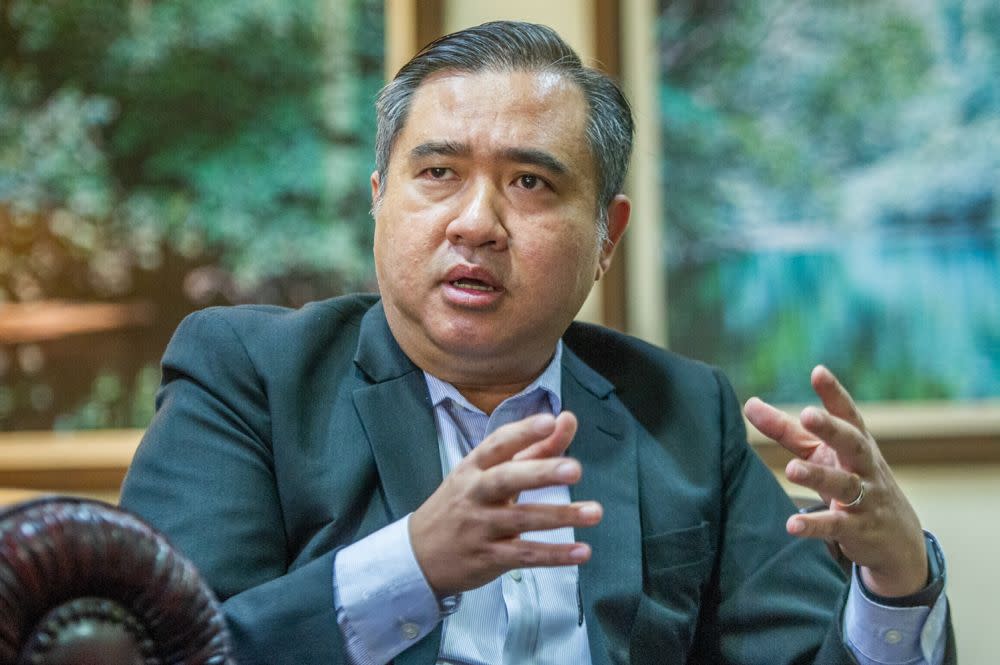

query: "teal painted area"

left=668, top=225, right=1000, bottom=402
left=658, top=0, right=1000, bottom=402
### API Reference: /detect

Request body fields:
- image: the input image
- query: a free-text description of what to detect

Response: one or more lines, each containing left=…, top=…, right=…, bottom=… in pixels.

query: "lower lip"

left=441, top=281, right=504, bottom=308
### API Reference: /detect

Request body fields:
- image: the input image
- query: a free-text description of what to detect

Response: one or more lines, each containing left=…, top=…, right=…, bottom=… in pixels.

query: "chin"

left=434, top=328, right=505, bottom=356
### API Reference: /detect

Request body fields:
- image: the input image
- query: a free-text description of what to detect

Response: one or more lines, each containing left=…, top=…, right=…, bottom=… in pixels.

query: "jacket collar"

left=353, top=300, right=419, bottom=382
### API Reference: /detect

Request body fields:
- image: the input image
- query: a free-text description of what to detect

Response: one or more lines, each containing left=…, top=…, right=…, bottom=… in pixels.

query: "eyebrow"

left=499, top=147, right=569, bottom=177
left=410, top=141, right=469, bottom=160
left=409, top=142, right=569, bottom=177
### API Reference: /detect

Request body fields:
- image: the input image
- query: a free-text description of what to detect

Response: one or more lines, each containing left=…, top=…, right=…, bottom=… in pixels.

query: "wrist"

left=857, top=531, right=945, bottom=608
left=860, top=563, right=926, bottom=598
left=859, top=530, right=928, bottom=597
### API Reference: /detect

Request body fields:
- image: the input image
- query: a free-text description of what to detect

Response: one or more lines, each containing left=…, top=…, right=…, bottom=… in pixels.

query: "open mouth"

left=451, top=278, right=496, bottom=292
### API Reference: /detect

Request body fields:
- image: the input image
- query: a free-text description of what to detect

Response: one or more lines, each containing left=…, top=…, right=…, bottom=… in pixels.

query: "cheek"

left=376, top=214, right=442, bottom=288
left=517, top=226, right=600, bottom=289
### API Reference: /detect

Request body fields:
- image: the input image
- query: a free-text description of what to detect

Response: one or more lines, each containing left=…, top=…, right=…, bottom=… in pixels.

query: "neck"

left=451, top=380, right=536, bottom=414
left=384, top=315, right=559, bottom=415
left=419, top=350, right=553, bottom=414
left=409, top=343, right=556, bottom=415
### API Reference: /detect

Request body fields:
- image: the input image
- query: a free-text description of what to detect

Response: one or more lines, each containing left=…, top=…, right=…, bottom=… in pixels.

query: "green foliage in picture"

left=0, top=0, right=383, bottom=302
left=658, top=0, right=1000, bottom=402
left=0, top=0, right=384, bottom=430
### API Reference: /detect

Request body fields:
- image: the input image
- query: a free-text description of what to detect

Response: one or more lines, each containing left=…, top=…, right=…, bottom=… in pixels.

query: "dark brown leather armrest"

left=0, top=497, right=234, bottom=665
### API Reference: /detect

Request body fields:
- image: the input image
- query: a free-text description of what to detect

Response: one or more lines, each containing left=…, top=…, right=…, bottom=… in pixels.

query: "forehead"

left=396, top=69, right=593, bottom=175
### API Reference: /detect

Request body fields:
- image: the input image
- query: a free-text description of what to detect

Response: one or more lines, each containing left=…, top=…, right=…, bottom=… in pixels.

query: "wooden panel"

left=0, top=488, right=120, bottom=507
left=416, top=0, right=445, bottom=47
left=0, top=429, right=141, bottom=495
left=385, top=0, right=444, bottom=78
left=593, top=0, right=629, bottom=332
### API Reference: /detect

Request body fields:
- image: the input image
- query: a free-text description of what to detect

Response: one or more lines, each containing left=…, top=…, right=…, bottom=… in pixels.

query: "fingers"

left=487, top=501, right=603, bottom=539
left=410, top=409, right=595, bottom=594
left=785, top=506, right=851, bottom=538
left=786, top=459, right=865, bottom=508
left=798, top=405, right=874, bottom=475
left=474, top=412, right=577, bottom=469
left=474, top=457, right=583, bottom=502
left=490, top=540, right=592, bottom=569
left=776, top=367, right=932, bottom=598
left=811, top=365, right=865, bottom=431
left=744, top=397, right=819, bottom=460
left=512, top=411, right=578, bottom=461
left=747, top=369, right=875, bottom=475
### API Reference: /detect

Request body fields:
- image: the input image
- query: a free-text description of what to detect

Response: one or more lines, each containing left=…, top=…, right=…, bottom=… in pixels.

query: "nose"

left=445, top=180, right=509, bottom=251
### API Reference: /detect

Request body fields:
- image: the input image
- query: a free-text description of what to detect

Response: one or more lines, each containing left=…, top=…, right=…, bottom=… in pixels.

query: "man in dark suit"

left=120, top=21, right=952, bottom=665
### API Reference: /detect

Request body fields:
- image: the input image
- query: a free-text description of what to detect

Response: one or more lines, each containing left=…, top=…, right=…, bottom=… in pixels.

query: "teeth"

left=453, top=279, right=495, bottom=292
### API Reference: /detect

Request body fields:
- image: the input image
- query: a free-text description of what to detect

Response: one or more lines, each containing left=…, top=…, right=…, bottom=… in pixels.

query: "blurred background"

left=658, top=0, right=1000, bottom=404
left=2, top=0, right=998, bottom=431
left=1, top=0, right=383, bottom=430
left=0, top=0, right=997, bottom=660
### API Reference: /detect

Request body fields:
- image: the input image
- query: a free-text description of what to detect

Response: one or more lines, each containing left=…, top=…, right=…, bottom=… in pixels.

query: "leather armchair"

left=0, top=497, right=233, bottom=665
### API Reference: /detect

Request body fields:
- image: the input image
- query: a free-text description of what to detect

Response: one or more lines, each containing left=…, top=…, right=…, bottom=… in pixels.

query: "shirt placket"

left=500, top=564, right=540, bottom=663
left=435, top=378, right=572, bottom=665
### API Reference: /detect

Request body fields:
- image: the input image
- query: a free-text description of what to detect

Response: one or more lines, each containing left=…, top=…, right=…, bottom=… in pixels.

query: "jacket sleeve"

left=119, top=309, right=350, bottom=665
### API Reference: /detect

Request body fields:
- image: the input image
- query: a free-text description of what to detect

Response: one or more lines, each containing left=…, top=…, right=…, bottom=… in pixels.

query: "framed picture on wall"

left=0, top=0, right=383, bottom=432
left=652, top=0, right=1000, bottom=408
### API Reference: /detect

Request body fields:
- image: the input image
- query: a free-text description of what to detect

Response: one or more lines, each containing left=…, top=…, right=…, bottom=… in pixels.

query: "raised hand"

left=408, top=411, right=602, bottom=596
left=744, top=366, right=928, bottom=597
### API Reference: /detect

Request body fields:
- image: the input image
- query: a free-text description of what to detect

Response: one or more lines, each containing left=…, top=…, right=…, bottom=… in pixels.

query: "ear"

left=370, top=170, right=381, bottom=207
left=596, top=194, right=631, bottom=279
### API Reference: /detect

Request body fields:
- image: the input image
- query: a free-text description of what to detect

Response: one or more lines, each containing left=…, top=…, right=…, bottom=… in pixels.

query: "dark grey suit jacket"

left=119, top=294, right=953, bottom=664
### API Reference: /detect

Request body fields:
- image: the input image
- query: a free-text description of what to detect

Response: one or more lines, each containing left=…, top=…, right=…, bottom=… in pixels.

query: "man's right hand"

left=408, top=411, right=602, bottom=596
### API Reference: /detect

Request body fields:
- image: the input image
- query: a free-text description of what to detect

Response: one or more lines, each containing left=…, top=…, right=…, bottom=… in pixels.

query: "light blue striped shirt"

left=423, top=342, right=590, bottom=665
left=333, top=340, right=946, bottom=664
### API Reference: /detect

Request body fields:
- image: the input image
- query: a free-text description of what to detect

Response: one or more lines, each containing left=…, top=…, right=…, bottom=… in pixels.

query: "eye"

left=422, top=167, right=452, bottom=179
left=516, top=174, right=548, bottom=191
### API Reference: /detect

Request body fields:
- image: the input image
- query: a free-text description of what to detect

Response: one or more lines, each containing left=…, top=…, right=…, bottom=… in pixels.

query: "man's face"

left=372, top=69, right=628, bottom=383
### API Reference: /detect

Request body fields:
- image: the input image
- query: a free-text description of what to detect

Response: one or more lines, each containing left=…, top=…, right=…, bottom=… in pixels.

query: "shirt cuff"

left=843, top=532, right=948, bottom=665
left=334, top=514, right=441, bottom=665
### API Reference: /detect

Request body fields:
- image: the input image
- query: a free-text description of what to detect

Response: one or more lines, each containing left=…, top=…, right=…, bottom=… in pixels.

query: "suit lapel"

left=352, top=302, right=443, bottom=521
left=351, top=303, right=444, bottom=665
left=563, top=349, right=643, bottom=665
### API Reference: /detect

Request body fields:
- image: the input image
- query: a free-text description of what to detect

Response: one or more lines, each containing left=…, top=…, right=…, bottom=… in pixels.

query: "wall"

left=886, top=465, right=997, bottom=664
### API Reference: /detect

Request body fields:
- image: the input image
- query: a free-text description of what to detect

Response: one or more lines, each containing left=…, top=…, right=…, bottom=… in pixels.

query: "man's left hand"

left=744, top=365, right=928, bottom=598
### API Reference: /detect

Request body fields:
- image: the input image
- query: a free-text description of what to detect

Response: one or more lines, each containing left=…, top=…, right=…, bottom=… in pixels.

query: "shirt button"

left=883, top=629, right=903, bottom=645
left=401, top=622, right=419, bottom=640
left=509, top=569, right=523, bottom=582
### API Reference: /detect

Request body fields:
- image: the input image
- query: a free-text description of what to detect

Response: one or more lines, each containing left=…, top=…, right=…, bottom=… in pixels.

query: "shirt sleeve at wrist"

left=333, top=514, right=442, bottom=665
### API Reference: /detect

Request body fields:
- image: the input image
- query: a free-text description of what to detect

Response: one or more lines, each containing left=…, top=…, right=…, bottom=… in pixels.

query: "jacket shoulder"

left=172, top=295, right=378, bottom=350
left=564, top=321, right=723, bottom=392
left=563, top=321, right=733, bottom=436
left=179, top=293, right=377, bottom=338
left=164, top=294, right=379, bottom=377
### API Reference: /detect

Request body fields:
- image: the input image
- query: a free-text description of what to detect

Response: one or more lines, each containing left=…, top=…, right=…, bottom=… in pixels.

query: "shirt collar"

left=423, top=340, right=563, bottom=415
